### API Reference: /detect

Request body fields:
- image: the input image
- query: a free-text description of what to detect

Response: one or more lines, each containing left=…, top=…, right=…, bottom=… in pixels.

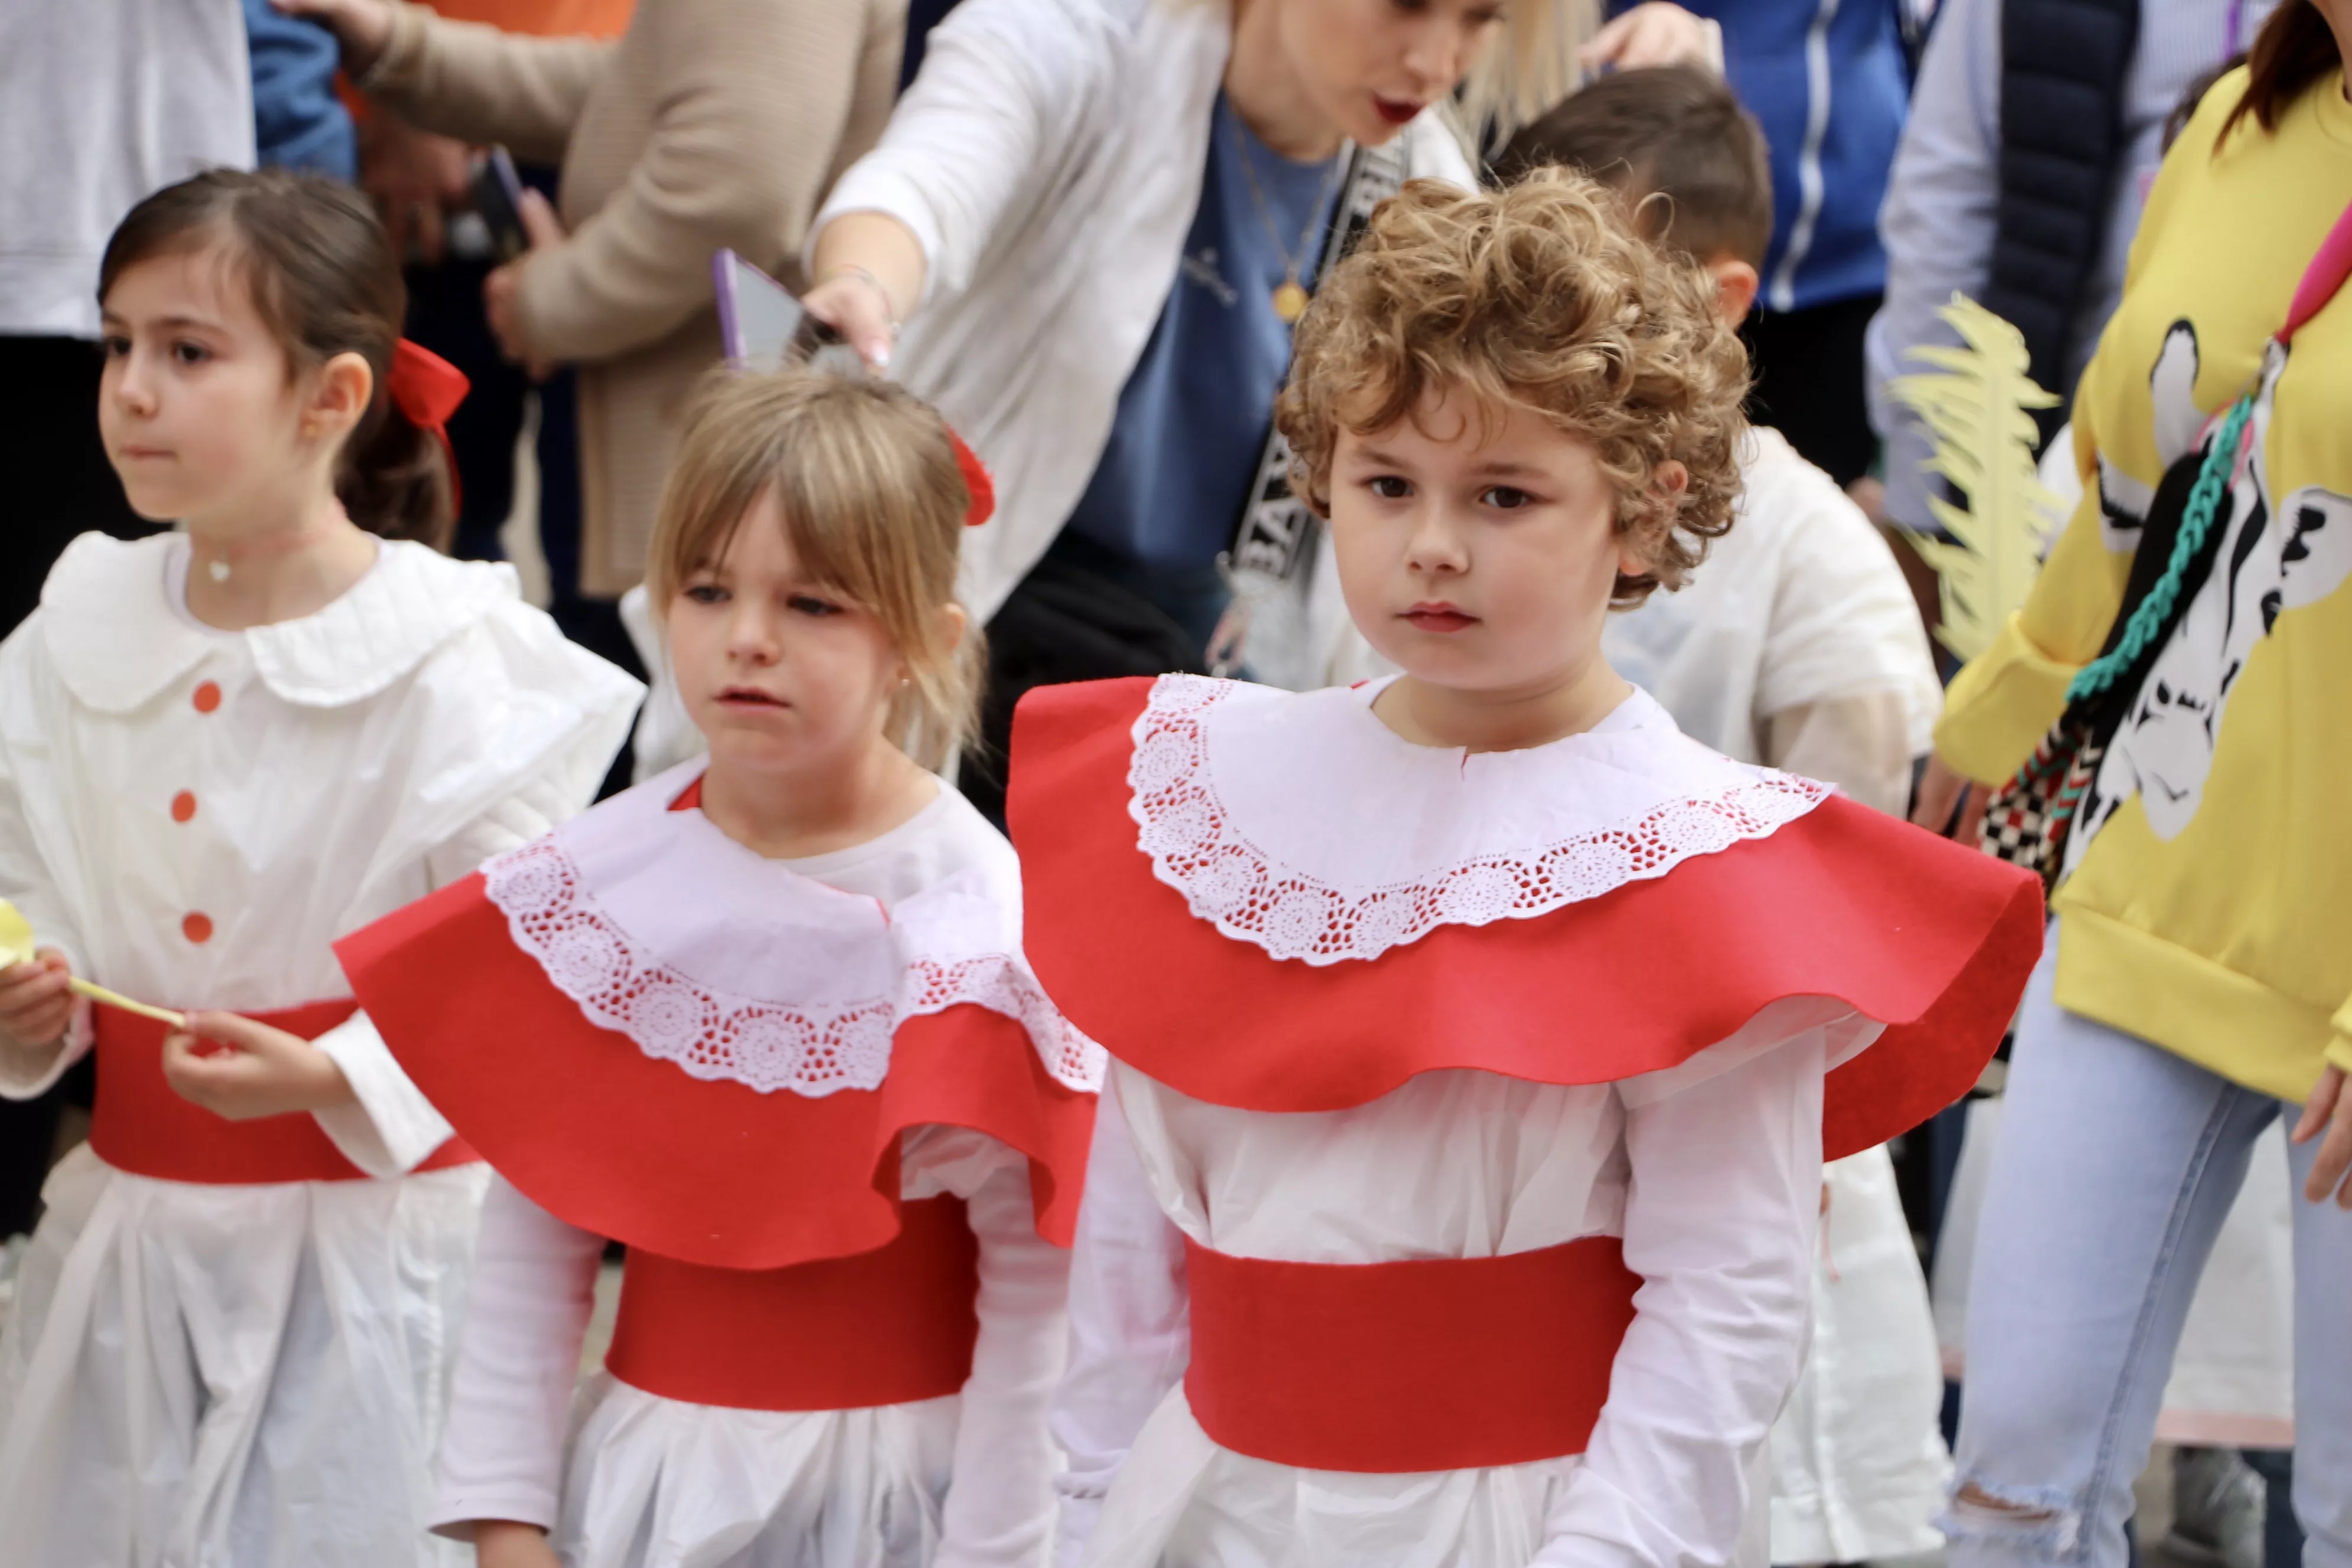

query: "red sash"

left=89, top=1002, right=478, bottom=1185
left=605, top=1195, right=981, bottom=1412
left=1182, top=1234, right=1641, bottom=1474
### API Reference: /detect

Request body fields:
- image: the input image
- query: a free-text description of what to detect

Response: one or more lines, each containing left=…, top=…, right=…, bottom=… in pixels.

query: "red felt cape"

left=335, top=875, right=1096, bottom=1269
left=1007, top=678, right=2042, bottom=1159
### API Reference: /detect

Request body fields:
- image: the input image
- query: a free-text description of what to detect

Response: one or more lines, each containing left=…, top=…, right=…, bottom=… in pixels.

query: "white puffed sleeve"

left=311, top=753, right=611, bottom=1177
left=430, top=1175, right=605, bottom=1537
left=312, top=609, right=637, bottom=1175
left=1048, top=1084, right=1192, bottom=1568
left=0, top=653, right=90, bottom=1099
left=1531, top=1030, right=1828, bottom=1568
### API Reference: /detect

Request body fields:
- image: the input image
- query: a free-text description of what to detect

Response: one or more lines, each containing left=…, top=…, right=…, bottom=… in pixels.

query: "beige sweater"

left=367, top=0, right=905, bottom=596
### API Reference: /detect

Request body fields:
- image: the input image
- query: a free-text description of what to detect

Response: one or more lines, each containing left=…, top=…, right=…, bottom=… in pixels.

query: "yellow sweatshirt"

left=1938, top=67, right=2352, bottom=1102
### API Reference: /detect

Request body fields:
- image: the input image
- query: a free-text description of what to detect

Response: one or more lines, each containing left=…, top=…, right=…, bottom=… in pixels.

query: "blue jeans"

left=1946, top=932, right=2351, bottom=1568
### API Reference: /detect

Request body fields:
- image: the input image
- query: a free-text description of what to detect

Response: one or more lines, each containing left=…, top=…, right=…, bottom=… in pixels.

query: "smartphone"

left=471, top=146, right=530, bottom=264
left=712, top=249, right=863, bottom=375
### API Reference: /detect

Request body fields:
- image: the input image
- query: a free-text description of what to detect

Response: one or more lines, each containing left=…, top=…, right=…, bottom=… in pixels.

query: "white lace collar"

left=1128, top=674, right=1832, bottom=966
left=484, top=762, right=1103, bottom=1097
left=40, top=532, right=520, bottom=713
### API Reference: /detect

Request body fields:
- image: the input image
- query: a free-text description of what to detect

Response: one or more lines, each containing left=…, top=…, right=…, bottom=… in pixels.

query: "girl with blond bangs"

left=1007, top=172, right=2044, bottom=1568
left=336, top=369, right=1103, bottom=1568
left=800, top=0, right=1720, bottom=823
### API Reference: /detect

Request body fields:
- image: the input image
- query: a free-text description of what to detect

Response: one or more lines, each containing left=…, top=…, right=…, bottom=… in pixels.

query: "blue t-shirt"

left=1064, top=93, right=1344, bottom=571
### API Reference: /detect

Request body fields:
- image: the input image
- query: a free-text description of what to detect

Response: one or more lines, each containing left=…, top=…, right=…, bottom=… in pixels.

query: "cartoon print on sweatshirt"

left=2064, top=321, right=2352, bottom=876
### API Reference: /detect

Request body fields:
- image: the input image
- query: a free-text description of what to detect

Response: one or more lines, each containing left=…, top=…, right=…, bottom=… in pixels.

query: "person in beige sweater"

left=283, top=0, right=907, bottom=599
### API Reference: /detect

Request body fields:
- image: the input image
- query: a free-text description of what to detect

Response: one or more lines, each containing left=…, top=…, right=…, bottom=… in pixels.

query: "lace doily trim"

left=1126, top=674, right=1834, bottom=966
left=484, top=838, right=1104, bottom=1097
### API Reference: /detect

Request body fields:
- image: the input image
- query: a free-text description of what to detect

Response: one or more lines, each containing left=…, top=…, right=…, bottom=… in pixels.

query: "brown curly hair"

left=1276, top=169, right=1749, bottom=604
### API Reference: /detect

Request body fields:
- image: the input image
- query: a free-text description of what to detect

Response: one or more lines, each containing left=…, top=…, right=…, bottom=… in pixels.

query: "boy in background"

left=1501, top=67, right=1952, bottom=1568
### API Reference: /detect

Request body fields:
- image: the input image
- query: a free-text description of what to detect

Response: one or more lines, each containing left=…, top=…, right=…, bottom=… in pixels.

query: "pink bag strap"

left=2277, top=197, right=2352, bottom=344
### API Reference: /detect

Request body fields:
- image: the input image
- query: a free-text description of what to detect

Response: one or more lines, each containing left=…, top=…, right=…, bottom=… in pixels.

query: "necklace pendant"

left=1272, top=280, right=1309, bottom=325
left=206, top=558, right=231, bottom=583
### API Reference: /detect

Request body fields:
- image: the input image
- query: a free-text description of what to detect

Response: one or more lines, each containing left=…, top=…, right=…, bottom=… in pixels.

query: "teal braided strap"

left=2064, top=396, right=2254, bottom=705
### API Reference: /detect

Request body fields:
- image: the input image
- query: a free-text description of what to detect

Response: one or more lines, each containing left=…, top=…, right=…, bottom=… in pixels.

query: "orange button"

left=181, top=912, right=214, bottom=945
left=191, top=681, right=222, bottom=714
left=170, top=791, right=197, bottom=823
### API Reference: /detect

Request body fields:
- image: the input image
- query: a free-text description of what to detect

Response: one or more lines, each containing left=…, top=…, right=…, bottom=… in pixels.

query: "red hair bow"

left=388, top=338, right=472, bottom=510
left=947, top=426, right=995, bottom=528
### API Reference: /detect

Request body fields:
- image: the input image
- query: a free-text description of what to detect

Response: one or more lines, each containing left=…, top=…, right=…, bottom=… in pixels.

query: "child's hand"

left=0, top=950, right=74, bottom=1049
left=270, top=0, right=398, bottom=76
left=2292, top=1064, right=2352, bottom=1208
left=473, top=1520, right=560, bottom=1568
left=161, top=1011, right=357, bottom=1121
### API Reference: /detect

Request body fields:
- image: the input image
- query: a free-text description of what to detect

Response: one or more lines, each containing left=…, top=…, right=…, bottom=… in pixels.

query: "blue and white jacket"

left=1642, top=0, right=1910, bottom=313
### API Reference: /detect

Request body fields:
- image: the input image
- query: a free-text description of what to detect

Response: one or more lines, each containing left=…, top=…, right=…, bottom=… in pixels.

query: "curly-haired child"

left=1004, top=168, right=2046, bottom=1568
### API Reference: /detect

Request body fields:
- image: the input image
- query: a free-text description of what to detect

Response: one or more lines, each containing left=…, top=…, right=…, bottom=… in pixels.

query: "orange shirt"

left=417, top=0, right=633, bottom=38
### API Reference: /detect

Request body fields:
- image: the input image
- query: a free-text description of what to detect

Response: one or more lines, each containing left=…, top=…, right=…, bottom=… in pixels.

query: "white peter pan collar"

left=1127, top=673, right=1833, bottom=966
left=484, top=762, right=1105, bottom=1098
left=39, top=531, right=521, bottom=713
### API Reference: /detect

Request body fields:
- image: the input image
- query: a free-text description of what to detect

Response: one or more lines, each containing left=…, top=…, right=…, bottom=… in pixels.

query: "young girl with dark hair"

left=0, top=167, right=642, bottom=1566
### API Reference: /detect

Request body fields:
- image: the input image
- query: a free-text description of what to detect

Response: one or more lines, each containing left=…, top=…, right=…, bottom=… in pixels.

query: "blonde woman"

left=802, top=0, right=1716, bottom=818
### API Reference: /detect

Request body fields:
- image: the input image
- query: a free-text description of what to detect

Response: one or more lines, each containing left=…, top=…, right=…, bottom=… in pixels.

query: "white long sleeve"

left=0, top=667, right=90, bottom=1099
left=1048, top=1084, right=1192, bottom=1568
left=1533, top=1033, right=1828, bottom=1568
left=432, top=1175, right=605, bottom=1536
left=811, top=0, right=1106, bottom=306
left=937, top=1164, right=1078, bottom=1568
left=309, top=1010, right=456, bottom=1177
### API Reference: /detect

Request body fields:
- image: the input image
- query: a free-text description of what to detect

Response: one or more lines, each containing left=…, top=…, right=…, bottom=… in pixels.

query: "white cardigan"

left=812, top=0, right=1478, bottom=638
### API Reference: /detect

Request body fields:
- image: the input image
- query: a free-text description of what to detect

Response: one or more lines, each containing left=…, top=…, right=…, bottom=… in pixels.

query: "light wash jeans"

left=1944, top=932, right=2351, bottom=1568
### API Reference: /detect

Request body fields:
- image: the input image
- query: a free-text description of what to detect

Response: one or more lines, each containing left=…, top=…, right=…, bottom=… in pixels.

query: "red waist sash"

left=1182, top=1234, right=1641, bottom=1474
left=90, top=1002, right=478, bottom=1185
left=605, top=1195, right=982, bottom=1412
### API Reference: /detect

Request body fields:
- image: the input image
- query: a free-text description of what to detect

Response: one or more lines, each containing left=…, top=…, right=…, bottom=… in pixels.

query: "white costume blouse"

left=0, top=531, right=641, bottom=1567
left=1008, top=675, right=2044, bottom=1568
left=348, top=769, right=1103, bottom=1568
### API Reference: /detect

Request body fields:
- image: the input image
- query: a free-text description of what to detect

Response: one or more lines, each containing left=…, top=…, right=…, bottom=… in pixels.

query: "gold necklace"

left=1230, top=112, right=1343, bottom=325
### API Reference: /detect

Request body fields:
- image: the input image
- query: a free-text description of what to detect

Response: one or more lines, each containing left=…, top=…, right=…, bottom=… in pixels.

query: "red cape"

left=1008, top=678, right=2041, bottom=1159
left=336, top=875, right=1096, bottom=1269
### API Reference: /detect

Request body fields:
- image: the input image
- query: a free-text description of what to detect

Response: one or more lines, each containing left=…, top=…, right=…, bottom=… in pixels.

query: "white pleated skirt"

left=0, top=1144, right=486, bottom=1568
left=547, top=1377, right=962, bottom=1568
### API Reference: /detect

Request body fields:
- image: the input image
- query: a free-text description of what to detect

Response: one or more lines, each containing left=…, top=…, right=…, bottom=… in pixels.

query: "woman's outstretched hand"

left=801, top=272, right=900, bottom=373
left=271, top=0, right=398, bottom=77
left=2292, top=1064, right=2352, bottom=1208
left=802, top=212, right=931, bottom=373
left=162, top=1011, right=356, bottom=1121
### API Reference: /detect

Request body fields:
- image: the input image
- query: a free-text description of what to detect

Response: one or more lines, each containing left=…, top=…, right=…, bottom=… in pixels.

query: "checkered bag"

left=1977, top=718, right=2102, bottom=893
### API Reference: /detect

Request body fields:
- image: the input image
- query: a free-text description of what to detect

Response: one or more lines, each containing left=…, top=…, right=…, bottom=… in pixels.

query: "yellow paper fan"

left=1887, top=294, right=2064, bottom=662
